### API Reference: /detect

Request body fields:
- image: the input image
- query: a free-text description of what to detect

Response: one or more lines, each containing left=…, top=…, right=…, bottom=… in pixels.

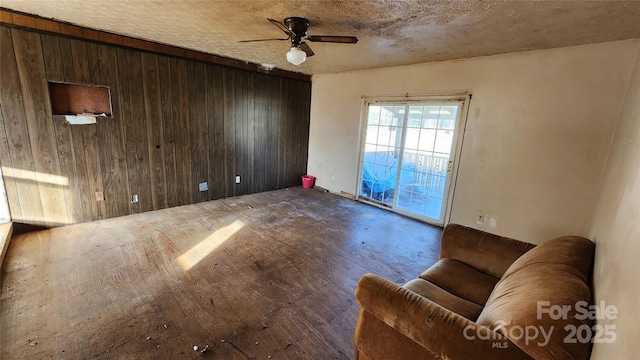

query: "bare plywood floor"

left=0, top=187, right=442, bottom=359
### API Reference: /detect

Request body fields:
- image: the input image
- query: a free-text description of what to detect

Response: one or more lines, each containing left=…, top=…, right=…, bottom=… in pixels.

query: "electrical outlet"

left=199, top=182, right=208, bottom=192
left=95, top=191, right=104, bottom=201
left=235, top=175, right=241, bottom=184
left=130, top=194, right=139, bottom=203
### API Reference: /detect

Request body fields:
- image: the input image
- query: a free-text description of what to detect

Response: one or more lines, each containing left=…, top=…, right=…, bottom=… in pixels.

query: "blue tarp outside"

left=361, top=152, right=415, bottom=197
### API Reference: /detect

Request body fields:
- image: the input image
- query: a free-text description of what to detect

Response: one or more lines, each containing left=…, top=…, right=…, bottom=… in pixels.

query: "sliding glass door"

left=358, top=98, right=467, bottom=225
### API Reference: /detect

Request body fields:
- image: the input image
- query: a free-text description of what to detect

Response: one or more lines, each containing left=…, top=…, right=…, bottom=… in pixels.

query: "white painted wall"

left=588, top=45, right=640, bottom=359
left=308, top=40, right=639, bottom=244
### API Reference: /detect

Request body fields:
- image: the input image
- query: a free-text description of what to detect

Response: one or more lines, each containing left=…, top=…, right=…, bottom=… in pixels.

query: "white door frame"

left=355, top=93, right=471, bottom=227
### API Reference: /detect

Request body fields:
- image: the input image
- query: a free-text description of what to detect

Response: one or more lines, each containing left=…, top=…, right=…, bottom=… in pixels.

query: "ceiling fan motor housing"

left=284, top=17, right=310, bottom=40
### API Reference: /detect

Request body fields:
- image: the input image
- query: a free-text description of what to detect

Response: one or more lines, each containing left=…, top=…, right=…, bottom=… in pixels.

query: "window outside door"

left=358, top=97, right=468, bottom=225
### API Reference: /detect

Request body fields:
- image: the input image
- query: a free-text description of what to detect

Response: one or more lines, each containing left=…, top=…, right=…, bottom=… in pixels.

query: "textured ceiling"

left=2, top=0, right=640, bottom=75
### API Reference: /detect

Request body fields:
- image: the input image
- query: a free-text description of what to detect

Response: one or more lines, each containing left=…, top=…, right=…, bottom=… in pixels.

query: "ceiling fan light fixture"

left=286, top=46, right=306, bottom=65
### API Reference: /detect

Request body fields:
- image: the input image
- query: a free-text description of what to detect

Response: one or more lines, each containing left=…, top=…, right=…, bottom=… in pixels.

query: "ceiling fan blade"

left=267, top=18, right=293, bottom=36
left=300, top=42, right=315, bottom=57
left=239, top=38, right=289, bottom=43
left=306, top=35, right=358, bottom=44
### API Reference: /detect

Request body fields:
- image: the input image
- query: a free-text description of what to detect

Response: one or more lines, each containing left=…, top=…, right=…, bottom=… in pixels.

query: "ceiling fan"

left=240, top=17, right=358, bottom=66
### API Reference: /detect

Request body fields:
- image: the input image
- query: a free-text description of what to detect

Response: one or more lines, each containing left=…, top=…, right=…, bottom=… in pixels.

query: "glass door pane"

left=360, top=105, right=406, bottom=207
left=396, top=105, right=459, bottom=222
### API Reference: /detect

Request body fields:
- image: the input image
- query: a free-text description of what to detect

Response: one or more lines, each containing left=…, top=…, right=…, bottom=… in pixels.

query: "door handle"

left=447, top=160, right=453, bottom=172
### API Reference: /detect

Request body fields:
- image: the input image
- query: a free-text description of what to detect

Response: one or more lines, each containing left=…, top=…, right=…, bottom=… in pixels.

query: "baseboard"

left=338, top=191, right=355, bottom=199
left=0, top=222, right=13, bottom=274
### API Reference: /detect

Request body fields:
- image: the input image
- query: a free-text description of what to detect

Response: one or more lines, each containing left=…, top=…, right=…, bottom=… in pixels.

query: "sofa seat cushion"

left=403, top=278, right=483, bottom=320
left=419, top=258, right=500, bottom=306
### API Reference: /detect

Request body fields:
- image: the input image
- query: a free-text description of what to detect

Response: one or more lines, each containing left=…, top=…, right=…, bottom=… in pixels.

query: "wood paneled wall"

left=0, top=25, right=311, bottom=232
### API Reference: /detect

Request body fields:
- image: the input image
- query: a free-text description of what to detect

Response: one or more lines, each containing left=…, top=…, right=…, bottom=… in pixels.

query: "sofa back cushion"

left=501, top=236, right=594, bottom=280
left=440, top=224, right=537, bottom=278
left=476, top=236, right=595, bottom=360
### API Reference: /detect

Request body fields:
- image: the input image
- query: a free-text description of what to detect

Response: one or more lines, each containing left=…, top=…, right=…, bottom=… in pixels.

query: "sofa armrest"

left=355, top=274, right=532, bottom=360
left=439, top=224, right=536, bottom=278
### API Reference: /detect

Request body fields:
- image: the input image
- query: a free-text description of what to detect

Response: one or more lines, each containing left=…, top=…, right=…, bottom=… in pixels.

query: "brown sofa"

left=354, top=224, right=595, bottom=360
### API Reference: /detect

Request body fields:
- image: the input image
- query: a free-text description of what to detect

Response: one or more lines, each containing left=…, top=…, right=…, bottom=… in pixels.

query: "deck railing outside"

left=402, top=152, right=448, bottom=198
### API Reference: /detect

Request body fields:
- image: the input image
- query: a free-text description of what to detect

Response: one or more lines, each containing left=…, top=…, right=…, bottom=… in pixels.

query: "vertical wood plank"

left=253, top=73, right=267, bottom=193
left=205, top=63, right=216, bottom=200
left=246, top=72, right=255, bottom=194
left=290, top=80, right=302, bottom=185
left=234, top=70, right=245, bottom=195
left=57, top=37, right=75, bottom=82
left=83, top=42, right=107, bottom=220
left=188, top=61, right=208, bottom=203
left=228, top=68, right=237, bottom=196
left=296, top=81, right=305, bottom=182
left=174, top=58, right=192, bottom=205
left=294, top=80, right=303, bottom=184
left=116, top=48, right=140, bottom=214
left=171, top=58, right=193, bottom=205
left=265, top=77, right=280, bottom=190
left=166, top=57, right=181, bottom=207
left=41, top=33, right=84, bottom=223
left=81, top=125, right=105, bottom=219
left=89, top=43, right=115, bottom=218
left=288, top=80, right=299, bottom=186
left=222, top=68, right=236, bottom=197
left=158, top=56, right=178, bottom=208
left=125, top=50, right=153, bottom=213
left=197, top=63, right=209, bottom=203
left=12, top=28, right=69, bottom=226
left=277, top=79, right=289, bottom=189
left=40, top=34, right=63, bottom=79
left=208, top=64, right=225, bottom=200
left=70, top=39, right=91, bottom=83
left=141, top=52, right=168, bottom=210
left=65, top=39, right=94, bottom=222
left=284, top=79, right=294, bottom=187
left=97, top=44, right=130, bottom=217
left=52, top=118, right=83, bottom=223
left=70, top=125, right=93, bottom=222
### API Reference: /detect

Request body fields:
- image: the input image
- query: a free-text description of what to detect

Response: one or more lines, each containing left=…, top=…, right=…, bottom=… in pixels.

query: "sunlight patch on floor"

left=176, top=220, right=245, bottom=271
